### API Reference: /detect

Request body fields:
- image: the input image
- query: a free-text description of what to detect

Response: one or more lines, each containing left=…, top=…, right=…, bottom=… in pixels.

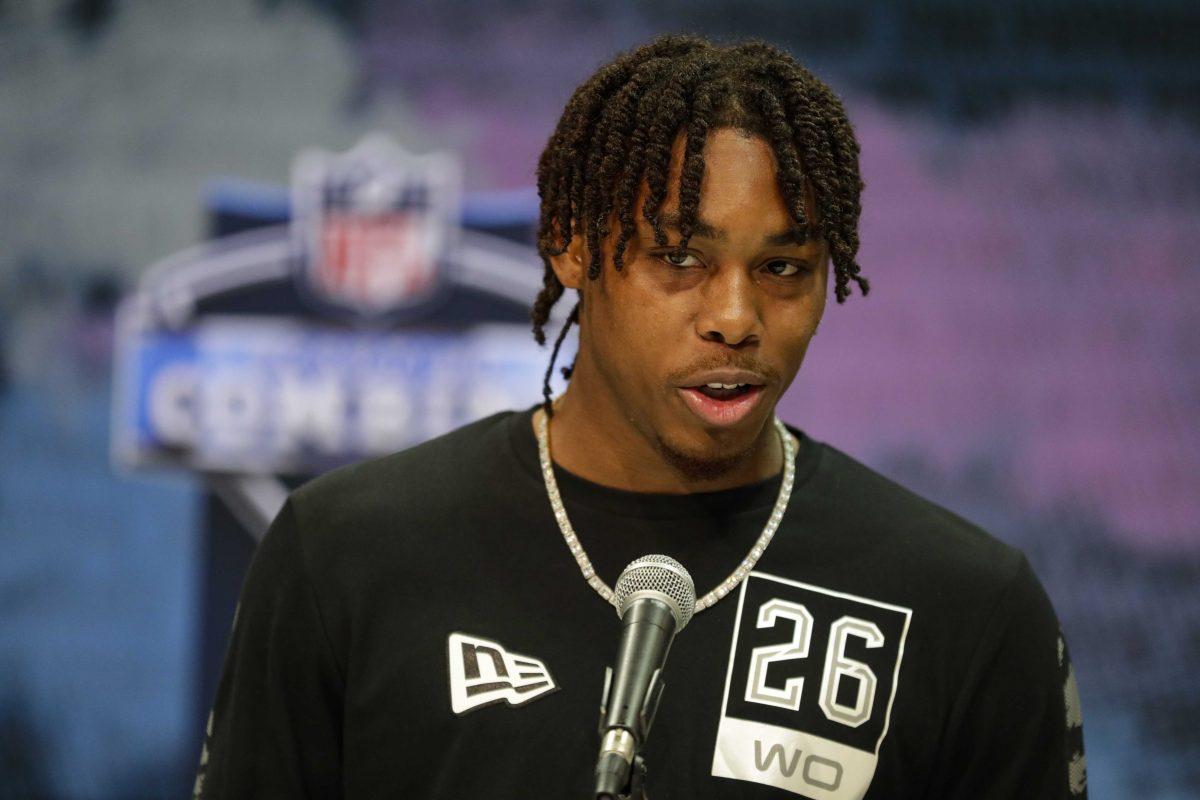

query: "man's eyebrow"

left=656, top=210, right=809, bottom=246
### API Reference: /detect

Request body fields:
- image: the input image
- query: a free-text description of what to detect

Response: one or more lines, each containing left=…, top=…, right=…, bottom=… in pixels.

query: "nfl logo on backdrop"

left=291, top=134, right=463, bottom=319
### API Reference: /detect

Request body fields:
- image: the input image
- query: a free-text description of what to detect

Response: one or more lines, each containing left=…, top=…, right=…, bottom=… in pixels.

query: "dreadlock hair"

left=531, top=33, right=869, bottom=419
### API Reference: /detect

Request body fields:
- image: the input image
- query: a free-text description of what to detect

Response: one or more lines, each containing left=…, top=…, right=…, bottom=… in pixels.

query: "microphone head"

left=614, top=555, right=696, bottom=631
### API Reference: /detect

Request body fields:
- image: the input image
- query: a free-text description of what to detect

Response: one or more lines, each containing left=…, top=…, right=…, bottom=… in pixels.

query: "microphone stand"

left=593, top=737, right=647, bottom=799
left=624, top=755, right=648, bottom=800
left=594, top=666, right=658, bottom=799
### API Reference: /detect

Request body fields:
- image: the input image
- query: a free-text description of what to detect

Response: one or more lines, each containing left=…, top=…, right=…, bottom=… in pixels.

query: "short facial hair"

left=652, top=430, right=759, bottom=484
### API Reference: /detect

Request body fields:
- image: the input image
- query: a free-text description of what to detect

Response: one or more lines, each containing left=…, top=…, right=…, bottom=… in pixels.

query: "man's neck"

left=533, top=384, right=790, bottom=494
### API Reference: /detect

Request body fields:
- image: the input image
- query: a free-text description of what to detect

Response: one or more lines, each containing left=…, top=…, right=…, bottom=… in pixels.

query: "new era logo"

left=447, top=632, right=558, bottom=715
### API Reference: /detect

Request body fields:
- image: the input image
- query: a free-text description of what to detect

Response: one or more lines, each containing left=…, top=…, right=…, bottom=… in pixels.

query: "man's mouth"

left=677, top=383, right=766, bottom=427
left=693, top=382, right=754, bottom=400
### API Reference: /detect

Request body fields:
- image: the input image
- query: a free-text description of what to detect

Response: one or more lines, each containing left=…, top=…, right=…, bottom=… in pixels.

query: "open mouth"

left=677, top=383, right=765, bottom=427
left=693, top=382, right=755, bottom=400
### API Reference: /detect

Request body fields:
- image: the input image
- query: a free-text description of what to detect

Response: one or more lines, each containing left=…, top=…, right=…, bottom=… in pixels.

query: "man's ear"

left=548, top=221, right=587, bottom=290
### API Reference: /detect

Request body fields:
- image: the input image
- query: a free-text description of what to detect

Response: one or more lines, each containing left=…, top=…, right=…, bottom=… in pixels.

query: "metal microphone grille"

left=614, top=555, right=697, bottom=631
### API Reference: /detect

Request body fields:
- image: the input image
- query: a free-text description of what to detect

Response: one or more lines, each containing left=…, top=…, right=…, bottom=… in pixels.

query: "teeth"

left=705, top=382, right=747, bottom=390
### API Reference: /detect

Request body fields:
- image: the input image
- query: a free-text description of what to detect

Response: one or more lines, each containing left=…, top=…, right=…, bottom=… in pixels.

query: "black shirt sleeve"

left=926, top=553, right=1088, bottom=799
left=192, top=497, right=346, bottom=799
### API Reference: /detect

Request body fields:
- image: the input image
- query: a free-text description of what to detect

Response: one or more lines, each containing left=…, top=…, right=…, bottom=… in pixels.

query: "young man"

left=195, top=34, right=1087, bottom=799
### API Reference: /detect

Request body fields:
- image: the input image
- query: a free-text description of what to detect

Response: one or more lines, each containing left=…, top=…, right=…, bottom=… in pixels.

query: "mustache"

left=666, top=355, right=781, bottom=386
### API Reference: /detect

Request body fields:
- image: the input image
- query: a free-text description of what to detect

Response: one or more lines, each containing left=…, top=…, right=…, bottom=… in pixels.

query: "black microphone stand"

left=593, top=736, right=647, bottom=799
left=624, top=755, right=648, bottom=800
left=594, top=752, right=647, bottom=800
left=593, top=664, right=660, bottom=799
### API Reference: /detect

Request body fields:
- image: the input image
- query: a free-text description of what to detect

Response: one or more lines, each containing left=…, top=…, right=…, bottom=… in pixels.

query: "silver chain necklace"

left=534, top=404, right=797, bottom=613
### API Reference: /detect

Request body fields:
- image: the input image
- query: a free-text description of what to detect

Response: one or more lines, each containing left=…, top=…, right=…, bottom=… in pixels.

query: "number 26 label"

left=745, top=599, right=884, bottom=728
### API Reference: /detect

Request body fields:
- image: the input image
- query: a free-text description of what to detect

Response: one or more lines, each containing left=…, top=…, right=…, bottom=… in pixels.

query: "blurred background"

left=1, top=0, right=1198, bottom=797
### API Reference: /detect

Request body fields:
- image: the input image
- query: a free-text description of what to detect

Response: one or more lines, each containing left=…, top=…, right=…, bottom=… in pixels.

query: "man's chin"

left=653, top=432, right=757, bottom=484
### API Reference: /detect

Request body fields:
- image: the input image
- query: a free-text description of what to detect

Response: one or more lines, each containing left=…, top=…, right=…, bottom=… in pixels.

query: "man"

left=195, top=34, right=1087, bottom=799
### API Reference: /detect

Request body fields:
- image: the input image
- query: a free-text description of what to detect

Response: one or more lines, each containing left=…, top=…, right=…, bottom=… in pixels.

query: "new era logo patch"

left=447, top=632, right=558, bottom=715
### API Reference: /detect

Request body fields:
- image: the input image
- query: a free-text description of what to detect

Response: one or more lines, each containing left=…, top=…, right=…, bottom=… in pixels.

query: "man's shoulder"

left=288, top=408, right=521, bottom=534
left=809, top=438, right=1025, bottom=588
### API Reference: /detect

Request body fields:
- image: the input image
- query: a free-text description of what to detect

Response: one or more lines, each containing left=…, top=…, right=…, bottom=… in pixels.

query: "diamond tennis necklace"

left=534, top=404, right=797, bottom=613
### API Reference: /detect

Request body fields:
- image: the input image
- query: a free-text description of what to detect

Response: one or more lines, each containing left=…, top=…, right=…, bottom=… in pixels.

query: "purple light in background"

left=787, top=101, right=1199, bottom=552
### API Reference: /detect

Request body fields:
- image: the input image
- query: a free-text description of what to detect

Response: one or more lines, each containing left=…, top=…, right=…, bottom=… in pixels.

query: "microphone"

left=594, top=555, right=696, bottom=800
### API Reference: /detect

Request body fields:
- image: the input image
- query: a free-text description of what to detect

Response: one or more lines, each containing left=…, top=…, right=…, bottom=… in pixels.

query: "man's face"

left=557, top=126, right=829, bottom=475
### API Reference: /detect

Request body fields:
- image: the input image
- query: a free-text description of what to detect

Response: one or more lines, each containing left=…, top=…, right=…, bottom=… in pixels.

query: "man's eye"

left=764, top=260, right=806, bottom=277
left=659, top=251, right=700, bottom=268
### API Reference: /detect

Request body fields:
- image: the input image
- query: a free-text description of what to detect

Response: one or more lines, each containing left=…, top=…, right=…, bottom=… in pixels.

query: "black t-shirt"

left=194, top=405, right=1087, bottom=799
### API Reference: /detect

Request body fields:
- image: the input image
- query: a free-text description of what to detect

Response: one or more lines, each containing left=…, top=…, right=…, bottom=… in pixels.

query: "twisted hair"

left=532, top=33, right=869, bottom=418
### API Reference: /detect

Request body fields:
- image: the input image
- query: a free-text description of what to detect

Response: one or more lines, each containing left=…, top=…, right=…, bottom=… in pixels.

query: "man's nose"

left=695, top=267, right=762, bottom=347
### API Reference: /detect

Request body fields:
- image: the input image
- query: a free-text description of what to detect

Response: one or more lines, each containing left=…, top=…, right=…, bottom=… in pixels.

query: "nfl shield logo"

left=291, top=134, right=462, bottom=317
